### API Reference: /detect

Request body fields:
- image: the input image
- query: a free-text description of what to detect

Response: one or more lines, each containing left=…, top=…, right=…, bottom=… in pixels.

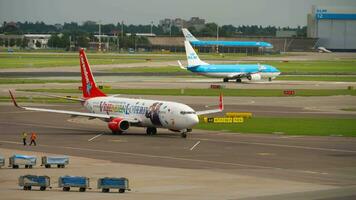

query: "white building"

left=308, top=6, right=356, bottom=51
left=24, top=34, right=51, bottom=49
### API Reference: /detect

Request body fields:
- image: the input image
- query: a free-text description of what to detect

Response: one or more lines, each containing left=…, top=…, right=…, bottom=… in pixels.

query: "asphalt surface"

left=0, top=105, right=356, bottom=199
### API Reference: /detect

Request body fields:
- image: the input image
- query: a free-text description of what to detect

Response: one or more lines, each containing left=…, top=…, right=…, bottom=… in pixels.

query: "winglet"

left=9, top=90, right=20, bottom=108
left=219, top=93, right=224, bottom=111
left=177, top=60, right=186, bottom=70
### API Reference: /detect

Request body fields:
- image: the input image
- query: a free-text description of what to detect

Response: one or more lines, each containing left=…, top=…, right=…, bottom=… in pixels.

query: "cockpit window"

left=180, top=111, right=196, bottom=115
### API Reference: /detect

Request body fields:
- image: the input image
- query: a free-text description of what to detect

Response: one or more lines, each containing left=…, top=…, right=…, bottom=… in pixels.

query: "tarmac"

left=0, top=105, right=356, bottom=199
left=1, top=52, right=356, bottom=199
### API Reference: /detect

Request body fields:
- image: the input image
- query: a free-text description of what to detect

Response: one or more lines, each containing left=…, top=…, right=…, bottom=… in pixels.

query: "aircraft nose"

left=188, top=114, right=199, bottom=127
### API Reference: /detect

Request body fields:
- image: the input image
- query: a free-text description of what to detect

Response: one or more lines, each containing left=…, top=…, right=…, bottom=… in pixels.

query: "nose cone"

left=263, top=42, right=273, bottom=48
left=268, top=65, right=280, bottom=73
left=188, top=114, right=199, bottom=128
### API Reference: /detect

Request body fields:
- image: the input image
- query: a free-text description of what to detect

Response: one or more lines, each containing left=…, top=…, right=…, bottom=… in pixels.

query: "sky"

left=0, top=0, right=356, bottom=27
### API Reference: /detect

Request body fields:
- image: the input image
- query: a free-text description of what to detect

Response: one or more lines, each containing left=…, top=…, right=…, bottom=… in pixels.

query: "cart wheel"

left=40, top=186, right=46, bottom=191
left=23, top=186, right=27, bottom=190
left=119, top=189, right=125, bottom=193
left=13, top=165, right=18, bottom=169
left=28, top=186, right=32, bottom=190
left=29, top=165, right=33, bottom=169
left=102, top=188, right=110, bottom=193
left=45, top=164, right=51, bottom=168
left=61, top=165, right=65, bottom=168
left=79, top=187, right=86, bottom=192
left=25, top=165, right=28, bottom=168
left=63, top=187, right=70, bottom=191
left=57, top=164, right=60, bottom=168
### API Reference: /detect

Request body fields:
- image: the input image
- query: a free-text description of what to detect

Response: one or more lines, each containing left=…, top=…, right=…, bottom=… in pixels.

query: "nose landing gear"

left=180, top=129, right=192, bottom=138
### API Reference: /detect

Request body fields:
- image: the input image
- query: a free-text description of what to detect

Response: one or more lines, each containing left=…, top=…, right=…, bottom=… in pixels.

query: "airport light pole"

left=121, top=20, right=124, bottom=38
left=216, top=24, right=219, bottom=53
left=98, top=21, right=102, bottom=52
left=150, top=21, right=153, bottom=35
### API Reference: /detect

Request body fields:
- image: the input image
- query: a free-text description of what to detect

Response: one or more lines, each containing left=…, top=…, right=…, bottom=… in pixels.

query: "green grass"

left=0, top=78, right=79, bottom=84
left=0, top=53, right=153, bottom=68
left=276, top=75, right=356, bottom=82
left=341, top=108, right=356, bottom=112
left=20, top=88, right=356, bottom=97
left=267, top=60, right=356, bottom=74
left=110, top=66, right=189, bottom=73
left=1, top=52, right=356, bottom=75
left=196, top=117, right=356, bottom=137
left=108, top=61, right=356, bottom=75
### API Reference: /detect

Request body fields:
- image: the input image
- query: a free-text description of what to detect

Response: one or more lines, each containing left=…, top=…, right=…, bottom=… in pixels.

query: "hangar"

left=308, top=6, right=356, bottom=51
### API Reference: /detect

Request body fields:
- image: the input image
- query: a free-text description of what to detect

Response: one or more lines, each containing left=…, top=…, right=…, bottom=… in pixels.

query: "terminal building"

left=308, top=6, right=356, bottom=51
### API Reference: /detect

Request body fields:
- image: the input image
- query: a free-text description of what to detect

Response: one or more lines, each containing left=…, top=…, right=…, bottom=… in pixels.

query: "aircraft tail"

left=79, top=49, right=106, bottom=99
left=182, top=28, right=199, bottom=42
left=184, top=41, right=208, bottom=67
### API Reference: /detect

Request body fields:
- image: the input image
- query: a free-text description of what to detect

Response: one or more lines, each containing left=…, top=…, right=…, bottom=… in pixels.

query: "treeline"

left=1, top=21, right=307, bottom=37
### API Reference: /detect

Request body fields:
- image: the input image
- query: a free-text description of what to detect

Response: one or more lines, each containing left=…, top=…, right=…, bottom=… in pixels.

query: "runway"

left=0, top=105, right=356, bottom=199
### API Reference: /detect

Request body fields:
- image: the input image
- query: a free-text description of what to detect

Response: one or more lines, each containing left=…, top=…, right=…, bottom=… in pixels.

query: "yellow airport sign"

left=225, top=112, right=252, bottom=119
left=203, top=117, right=244, bottom=124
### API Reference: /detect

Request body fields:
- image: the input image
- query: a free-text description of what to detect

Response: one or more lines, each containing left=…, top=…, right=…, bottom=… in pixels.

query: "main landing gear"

left=146, top=127, right=157, bottom=135
left=112, top=130, right=123, bottom=135
left=223, top=78, right=242, bottom=83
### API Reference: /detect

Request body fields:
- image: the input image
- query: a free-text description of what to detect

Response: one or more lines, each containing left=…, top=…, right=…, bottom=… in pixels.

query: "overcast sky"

left=0, top=0, right=355, bottom=27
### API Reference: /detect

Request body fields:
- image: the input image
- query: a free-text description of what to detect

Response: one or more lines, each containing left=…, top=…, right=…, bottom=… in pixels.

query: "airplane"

left=182, top=28, right=273, bottom=48
left=178, top=41, right=281, bottom=83
left=9, top=49, right=224, bottom=138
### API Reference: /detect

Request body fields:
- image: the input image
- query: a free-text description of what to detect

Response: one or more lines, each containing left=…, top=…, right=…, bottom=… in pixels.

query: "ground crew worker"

left=22, top=131, right=27, bottom=146
left=29, top=132, right=37, bottom=146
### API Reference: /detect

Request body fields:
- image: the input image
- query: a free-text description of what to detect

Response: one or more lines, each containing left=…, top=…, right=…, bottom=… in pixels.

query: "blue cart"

left=41, top=156, right=69, bottom=168
left=19, top=175, right=50, bottom=191
left=0, top=155, right=4, bottom=168
left=58, top=176, right=89, bottom=192
left=9, top=154, right=36, bottom=169
left=98, top=177, right=130, bottom=193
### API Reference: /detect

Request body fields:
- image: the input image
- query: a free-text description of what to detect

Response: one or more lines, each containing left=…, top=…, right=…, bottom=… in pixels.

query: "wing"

left=196, top=93, right=224, bottom=116
left=8, top=90, right=139, bottom=123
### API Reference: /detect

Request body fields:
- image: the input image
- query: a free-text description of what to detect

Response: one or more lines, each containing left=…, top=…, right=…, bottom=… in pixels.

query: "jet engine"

left=247, top=73, right=261, bottom=81
left=108, top=118, right=130, bottom=133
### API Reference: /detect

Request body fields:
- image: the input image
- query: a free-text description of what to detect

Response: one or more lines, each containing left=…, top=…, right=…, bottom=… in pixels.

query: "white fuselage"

left=84, top=97, right=199, bottom=130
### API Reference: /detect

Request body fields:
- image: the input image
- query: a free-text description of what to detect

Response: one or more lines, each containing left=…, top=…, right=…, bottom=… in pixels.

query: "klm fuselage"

left=190, top=41, right=273, bottom=48
left=187, top=64, right=280, bottom=79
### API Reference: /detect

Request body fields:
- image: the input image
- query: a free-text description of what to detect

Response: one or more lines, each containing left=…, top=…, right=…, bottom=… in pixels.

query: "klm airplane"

left=178, top=41, right=280, bottom=83
left=182, top=28, right=273, bottom=48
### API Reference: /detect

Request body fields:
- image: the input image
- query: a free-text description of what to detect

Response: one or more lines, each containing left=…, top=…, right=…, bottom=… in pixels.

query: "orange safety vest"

left=31, top=133, right=37, bottom=140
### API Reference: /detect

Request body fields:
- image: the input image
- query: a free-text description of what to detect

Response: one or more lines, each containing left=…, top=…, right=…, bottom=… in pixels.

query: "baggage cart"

left=9, top=154, right=36, bottom=169
left=18, top=175, right=50, bottom=191
left=0, top=155, right=4, bottom=168
left=98, top=177, right=130, bottom=193
left=41, top=156, right=69, bottom=168
left=58, top=176, right=89, bottom=192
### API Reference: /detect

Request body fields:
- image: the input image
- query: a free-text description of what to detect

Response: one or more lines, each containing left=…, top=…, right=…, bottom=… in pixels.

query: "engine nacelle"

left=108, top=118, right=130, bottom=132
left=247, top=73, right=262, bottom=81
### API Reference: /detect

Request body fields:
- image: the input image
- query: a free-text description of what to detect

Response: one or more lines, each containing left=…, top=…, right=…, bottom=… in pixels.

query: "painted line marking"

left=88, top=134, right=103, bottom=142
left=190, top=141, right=201, bottom=151
left=1, top=122, right=354, bottom=153
left=195, top=138, right=356, bottom=153
left=0, top=140, right=330, bottom=176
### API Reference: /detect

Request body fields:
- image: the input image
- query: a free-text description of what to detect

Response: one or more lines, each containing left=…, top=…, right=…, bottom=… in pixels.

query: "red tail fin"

left=79, top=49, right=106, bottom=98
